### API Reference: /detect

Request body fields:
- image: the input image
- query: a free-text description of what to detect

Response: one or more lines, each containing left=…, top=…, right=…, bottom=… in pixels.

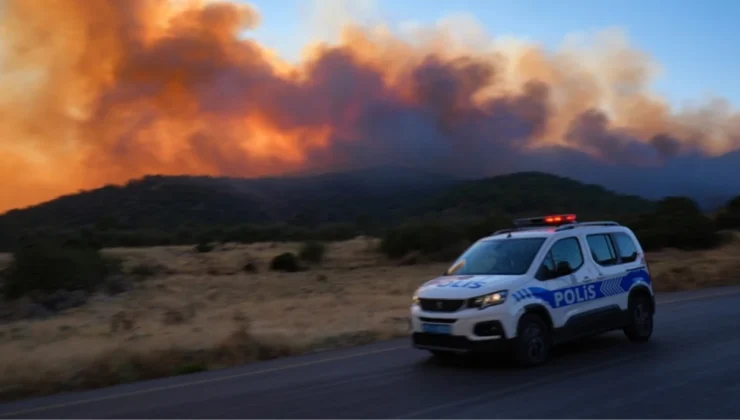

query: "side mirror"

left=555, top=261, right=573, bottom=277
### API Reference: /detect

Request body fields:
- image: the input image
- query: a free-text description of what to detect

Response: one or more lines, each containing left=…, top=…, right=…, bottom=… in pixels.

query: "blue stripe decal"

left=512, top=269, right=651, bottom=309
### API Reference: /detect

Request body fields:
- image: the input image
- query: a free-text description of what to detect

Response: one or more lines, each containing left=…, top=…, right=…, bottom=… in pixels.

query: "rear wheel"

left=623, top=294, right=653, bottom=342
left=512, top=313, right=551, bottom=367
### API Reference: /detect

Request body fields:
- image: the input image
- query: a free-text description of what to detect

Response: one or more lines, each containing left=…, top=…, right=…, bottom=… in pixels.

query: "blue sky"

left=240, top=0, right=740, bottom=108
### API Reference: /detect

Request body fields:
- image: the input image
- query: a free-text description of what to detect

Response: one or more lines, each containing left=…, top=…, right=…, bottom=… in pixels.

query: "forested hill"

left=402, top=172, right=654, bottom=222
left=0, top=166, right=458, bottom=230
left=0, top=168, right=657, bottom=249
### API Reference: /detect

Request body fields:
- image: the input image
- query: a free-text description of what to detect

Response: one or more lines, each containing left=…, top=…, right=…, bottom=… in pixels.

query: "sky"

left=2, top=0, right=740, bottom=214
left=243, top=0, right=740, bottom=107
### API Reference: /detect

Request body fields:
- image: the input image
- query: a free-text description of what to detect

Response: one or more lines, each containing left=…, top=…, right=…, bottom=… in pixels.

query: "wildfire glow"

left=1, top=0, right=739, bottom=212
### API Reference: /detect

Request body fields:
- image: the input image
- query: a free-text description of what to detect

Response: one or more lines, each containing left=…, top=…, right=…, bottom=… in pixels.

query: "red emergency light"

left=514, top=214, right=577, bottom=227
left=544, top=214, right=576, bottom=224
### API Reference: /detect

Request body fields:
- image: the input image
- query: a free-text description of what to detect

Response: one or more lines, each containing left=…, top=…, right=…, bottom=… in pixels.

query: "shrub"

left=243, top=262, right=258, bottom=273
left=716, top=196, right=740, bottom=231
left=462, top=214, right=512, bottom=242
left=3, top=242, right=121, bottom=299
left=631, top=197, right=720, bottom=251
left=380, top=222, right=464, bottom=259
left=299, top=241, right=326, bottom=263
left=270, top=252, right=301, bottom=272
left=426, top=240, right=471, bottom=262
left=195, top=241, right=215, bottom=253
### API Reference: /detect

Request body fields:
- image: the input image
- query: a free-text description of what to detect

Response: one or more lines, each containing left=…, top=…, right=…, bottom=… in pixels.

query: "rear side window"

left=586, top=234, right=618, bottom=266
left=613, top=232, right=639, bottom=263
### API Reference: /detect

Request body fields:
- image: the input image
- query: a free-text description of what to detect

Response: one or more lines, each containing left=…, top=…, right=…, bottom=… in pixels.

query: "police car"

left=410, top=214, right=655, bottom=367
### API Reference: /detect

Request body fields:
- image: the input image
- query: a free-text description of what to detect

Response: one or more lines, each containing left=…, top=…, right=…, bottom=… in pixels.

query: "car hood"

left=415, top=274, right=524, bottom=299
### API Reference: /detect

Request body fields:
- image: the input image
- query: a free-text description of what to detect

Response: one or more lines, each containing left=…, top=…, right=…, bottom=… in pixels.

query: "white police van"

left=410, top=214, right=655, bottom=367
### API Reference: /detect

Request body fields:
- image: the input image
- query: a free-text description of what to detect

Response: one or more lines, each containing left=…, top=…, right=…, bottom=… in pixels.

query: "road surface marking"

left=3, top=288, right=740, bottom=417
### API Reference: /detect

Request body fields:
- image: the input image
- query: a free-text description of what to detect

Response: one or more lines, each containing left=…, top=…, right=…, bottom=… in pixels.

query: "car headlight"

left=412, top=293, right=420, bottom=306
left=468, top=290, right=508, bottom=309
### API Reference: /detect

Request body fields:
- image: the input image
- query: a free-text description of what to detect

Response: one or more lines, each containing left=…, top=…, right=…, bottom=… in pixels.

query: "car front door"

left=527, top=236, right=591, bottom=331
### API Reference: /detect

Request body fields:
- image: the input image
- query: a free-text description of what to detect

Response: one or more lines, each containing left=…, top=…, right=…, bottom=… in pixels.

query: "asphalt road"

left=3, top=286, right=740, bottom=419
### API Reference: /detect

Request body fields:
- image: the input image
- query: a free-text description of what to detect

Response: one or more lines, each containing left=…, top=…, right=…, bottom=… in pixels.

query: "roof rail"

left=555, top=221, right=620, bottom=231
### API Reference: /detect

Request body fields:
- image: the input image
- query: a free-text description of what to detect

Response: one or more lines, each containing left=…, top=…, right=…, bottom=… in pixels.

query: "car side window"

left=586, top=234, right=618, bottom=266
left=612, top=232, right=639, bottom=263
left=536, top=237, right=584, bottom=280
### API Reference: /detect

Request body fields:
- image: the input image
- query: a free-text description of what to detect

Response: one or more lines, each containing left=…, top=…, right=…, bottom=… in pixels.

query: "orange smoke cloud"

left=1, top=0, right=739, bottom=213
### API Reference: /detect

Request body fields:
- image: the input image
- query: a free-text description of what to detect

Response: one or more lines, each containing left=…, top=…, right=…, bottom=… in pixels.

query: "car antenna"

left=506, top=232, right=512, bottom=238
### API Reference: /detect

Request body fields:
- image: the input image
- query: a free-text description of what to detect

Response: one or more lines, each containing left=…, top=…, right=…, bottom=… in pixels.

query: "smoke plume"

left=2, top=0, right=740, bottom=212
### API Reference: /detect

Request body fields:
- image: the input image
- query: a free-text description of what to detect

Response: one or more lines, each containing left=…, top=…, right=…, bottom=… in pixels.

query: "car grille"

left=419, top=317, right=457, bottom=324
left=419, top=298, right=465, bottom=312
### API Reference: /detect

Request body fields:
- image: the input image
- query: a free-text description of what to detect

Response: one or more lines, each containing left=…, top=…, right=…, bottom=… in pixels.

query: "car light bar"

left=514, top=214, right=577, bottom=227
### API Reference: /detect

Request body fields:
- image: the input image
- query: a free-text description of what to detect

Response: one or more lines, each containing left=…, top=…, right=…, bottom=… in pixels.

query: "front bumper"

left=410, top=302, right=515, bottom=353
left=412, top=331, right=512, bottom=353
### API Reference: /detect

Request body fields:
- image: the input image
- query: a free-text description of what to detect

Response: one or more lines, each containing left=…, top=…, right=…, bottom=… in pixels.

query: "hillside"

left=0, top=166, right=457, bottom=229
left=0, top=168, right=656, bottom=249
left=407, top=172, right=654, bottom=221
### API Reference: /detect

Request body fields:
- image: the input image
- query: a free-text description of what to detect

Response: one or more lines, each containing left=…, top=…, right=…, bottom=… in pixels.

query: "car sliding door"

left=584, top=232, right=631, bottom=326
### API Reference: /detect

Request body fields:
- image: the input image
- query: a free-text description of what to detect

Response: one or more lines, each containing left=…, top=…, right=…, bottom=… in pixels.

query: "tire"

left=623, top=294, right=654, bottom=342
left=512, top=313, right=551, bottom=367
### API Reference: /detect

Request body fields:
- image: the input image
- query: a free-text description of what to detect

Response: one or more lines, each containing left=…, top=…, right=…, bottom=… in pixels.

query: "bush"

left=270, top=252, right=301, bottom=272
left=461, top=214, right=512, bottom=242
left=380, top=222, right=464, bottom=259
left=631, top=197, right=720, bottom=251
left=716, top=196, right=740, bottom=231
left=3, top=242, right=121, bottom=299
left=243, top=262, right=258, bottom=273
left=195, top=241, right=215, bottom=253
left=377, top=198, right=725, bottom=258
left=299, top=241, right=326, bottom=263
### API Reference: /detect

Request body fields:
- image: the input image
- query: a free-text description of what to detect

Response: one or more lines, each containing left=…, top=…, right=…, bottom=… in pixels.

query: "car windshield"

left=446, top=237, right=547, bottom=276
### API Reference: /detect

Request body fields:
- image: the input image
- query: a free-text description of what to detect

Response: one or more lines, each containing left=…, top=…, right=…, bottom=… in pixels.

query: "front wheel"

left=623, top=294, right=654, bottom=342
left=512, top=313, right=551, bottom=367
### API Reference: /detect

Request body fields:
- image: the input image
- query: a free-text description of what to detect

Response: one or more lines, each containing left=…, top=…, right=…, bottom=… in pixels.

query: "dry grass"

left=0, top=234, right=739, bottom=400
left=647, top=232, right=740, bottom=292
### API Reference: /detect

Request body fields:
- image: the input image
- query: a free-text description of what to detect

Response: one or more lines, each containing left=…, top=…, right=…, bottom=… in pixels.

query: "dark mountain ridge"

left=0, top=166, right=655, bottom=238
left=0, top=166, right=459, bottom=232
